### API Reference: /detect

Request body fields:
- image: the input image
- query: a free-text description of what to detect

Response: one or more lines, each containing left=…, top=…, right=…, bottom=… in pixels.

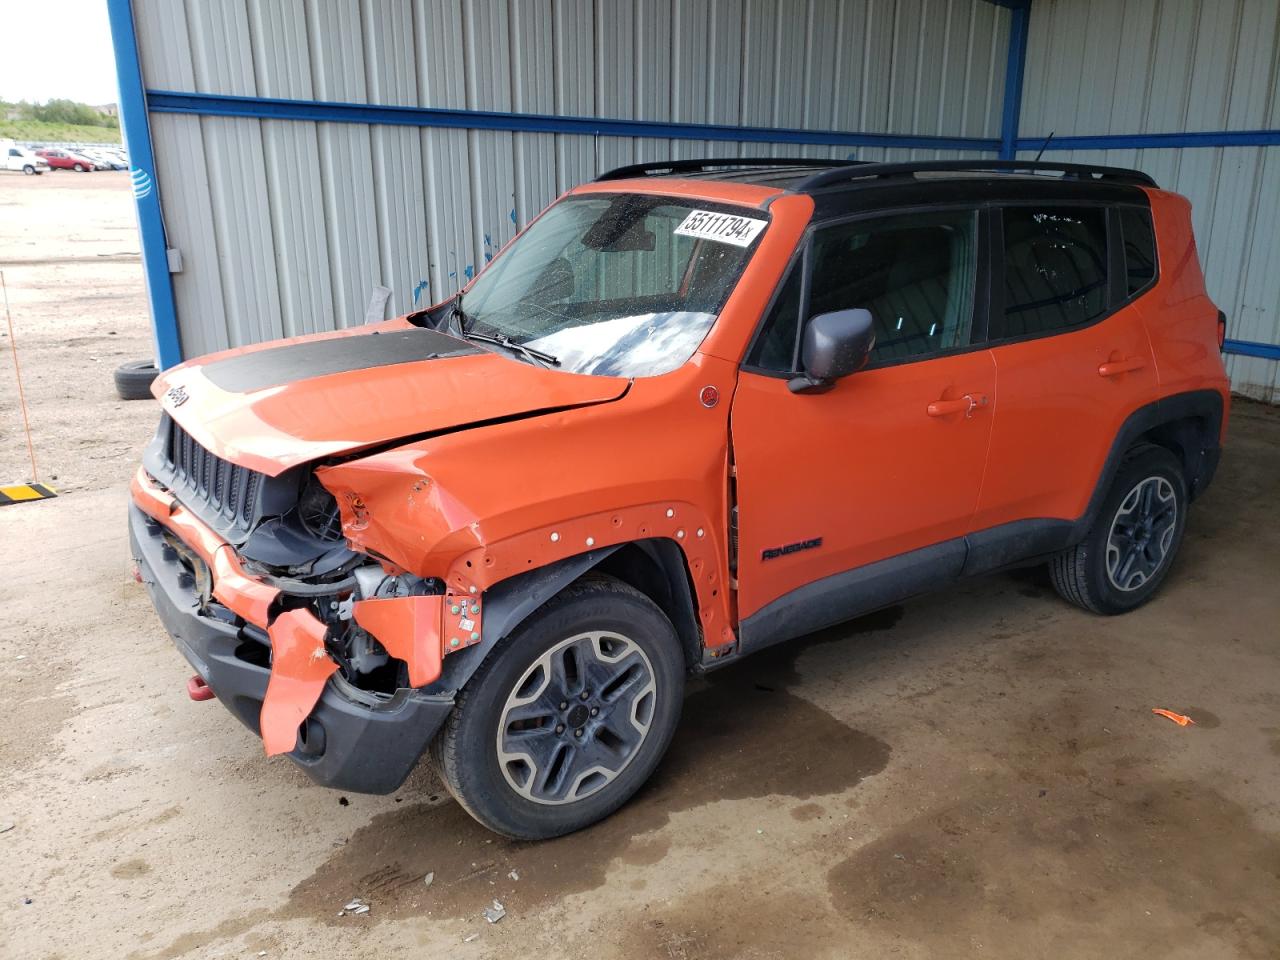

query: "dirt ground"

left=2, top=171, right=1279, bottom=960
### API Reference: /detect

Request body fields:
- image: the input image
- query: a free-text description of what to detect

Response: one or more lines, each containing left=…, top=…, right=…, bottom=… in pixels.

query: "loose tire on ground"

left=431, top=575, right=686, bottom=839
left=114, top=359, right=159, bottom=401
left=1050, top=444, right=1187, bottom=615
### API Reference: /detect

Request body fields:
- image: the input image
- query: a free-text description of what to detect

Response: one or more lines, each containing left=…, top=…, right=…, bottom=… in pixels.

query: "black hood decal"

left=201, top=328, right=480, bottom=393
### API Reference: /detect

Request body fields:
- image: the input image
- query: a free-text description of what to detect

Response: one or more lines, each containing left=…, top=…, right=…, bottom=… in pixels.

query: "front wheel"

left=22, top=164, right=35, bottom=176
left=1050, top=444, right=1187, bottom=614
left=432, top=576, right=685, bottom=839
left=73, top=163, right=86, bottom=172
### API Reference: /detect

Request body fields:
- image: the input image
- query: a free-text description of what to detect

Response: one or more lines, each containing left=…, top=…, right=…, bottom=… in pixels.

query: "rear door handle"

left=927, top=393, right=989, bottom=418
left=1098, top=357, right=1146, bottom=377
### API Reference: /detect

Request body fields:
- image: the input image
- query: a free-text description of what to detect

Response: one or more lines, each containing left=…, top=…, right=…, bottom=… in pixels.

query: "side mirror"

left=787, top=308, right=876, bottom=394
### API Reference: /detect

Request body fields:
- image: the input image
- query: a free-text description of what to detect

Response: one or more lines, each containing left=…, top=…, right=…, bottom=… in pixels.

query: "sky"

left=0, top=0, right=120, bottom=104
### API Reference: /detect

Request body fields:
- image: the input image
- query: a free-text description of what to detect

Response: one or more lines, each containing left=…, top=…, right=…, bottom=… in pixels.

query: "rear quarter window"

left=1120, top=207, right=1157, bottom=297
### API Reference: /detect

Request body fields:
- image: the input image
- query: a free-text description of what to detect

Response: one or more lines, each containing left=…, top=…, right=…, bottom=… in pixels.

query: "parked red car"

left=35, top=148, right=96, bottom=172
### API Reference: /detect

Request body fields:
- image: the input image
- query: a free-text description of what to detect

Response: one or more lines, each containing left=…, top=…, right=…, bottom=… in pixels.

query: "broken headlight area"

left=178, top=543, right=444, bottom=696
left=308, top=566, right=445, bottom=696
left=238, top=473, right=360, bottom=581
left=240, top=520, right=446, bottom=697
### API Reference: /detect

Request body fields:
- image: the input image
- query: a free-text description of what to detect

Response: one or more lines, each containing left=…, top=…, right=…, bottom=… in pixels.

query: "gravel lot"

left=2, top=170, right=1278, bottom=960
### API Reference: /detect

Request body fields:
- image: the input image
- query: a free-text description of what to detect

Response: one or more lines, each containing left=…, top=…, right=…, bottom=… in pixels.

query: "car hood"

left=153, top=322, right=630, bottom=476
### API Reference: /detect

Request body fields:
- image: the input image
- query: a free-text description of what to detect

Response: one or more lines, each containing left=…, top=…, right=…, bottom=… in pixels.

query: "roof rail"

left=790, top=159, right=1158, bottom=192
left=595, top=157, right=864, bottom=181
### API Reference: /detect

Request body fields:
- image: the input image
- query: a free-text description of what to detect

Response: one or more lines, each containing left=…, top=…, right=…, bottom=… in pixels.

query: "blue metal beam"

left=998, top=1, right=1031, bottom=160
left=1017, top=129, right=1280, bottom=151
left=1224, top=339, right=1280, bottom=361
left=145, top=90, right=1001, bottom=154
left=105, top=0, right=182, bottom=370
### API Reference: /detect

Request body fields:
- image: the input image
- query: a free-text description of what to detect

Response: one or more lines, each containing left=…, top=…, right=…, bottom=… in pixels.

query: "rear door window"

left=994, top=206, right=1109, bottom=339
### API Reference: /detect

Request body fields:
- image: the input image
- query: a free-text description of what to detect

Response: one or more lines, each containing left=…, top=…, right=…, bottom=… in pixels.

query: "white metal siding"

left=1019, top=0, right=1280, bottom=401
left=132, top=0, right=1010, bottom=355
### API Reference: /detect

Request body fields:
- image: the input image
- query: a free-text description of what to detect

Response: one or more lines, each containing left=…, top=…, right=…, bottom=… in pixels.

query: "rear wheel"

left=1050, top=444, right=1187, bottom=614
left=432, top=576, right=685, bottom=839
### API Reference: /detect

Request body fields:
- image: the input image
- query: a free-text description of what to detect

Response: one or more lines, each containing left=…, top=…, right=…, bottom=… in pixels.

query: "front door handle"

left=927, top=393, right=989, bottom=418
left=1098, top=356, right=1146, bottom=377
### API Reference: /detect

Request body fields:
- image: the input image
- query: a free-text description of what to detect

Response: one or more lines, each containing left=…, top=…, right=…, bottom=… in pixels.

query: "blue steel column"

left=998, top=1, right=1031, bottom=161
left=106, top=0, right=182, bottom=369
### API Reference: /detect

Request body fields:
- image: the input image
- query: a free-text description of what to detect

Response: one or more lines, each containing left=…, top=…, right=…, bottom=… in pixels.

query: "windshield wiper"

left=448, top=293, right=470, bottom=335
left=464, top=331, right=560, bottom=368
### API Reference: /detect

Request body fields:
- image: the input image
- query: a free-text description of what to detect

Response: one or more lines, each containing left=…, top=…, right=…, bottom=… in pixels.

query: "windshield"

left=456, top=194, right=766, bottom=377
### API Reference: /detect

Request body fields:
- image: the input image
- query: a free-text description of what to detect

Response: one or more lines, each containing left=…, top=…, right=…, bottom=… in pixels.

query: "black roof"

left=594, top=158, right=1158, bottom=192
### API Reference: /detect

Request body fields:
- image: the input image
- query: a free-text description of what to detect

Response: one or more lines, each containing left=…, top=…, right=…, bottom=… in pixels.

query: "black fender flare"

left=1074, top=388, right=1224, bottom=540
left=420, top=536, right=705, bottom=696
left=421, top=545, right=623, bottom=696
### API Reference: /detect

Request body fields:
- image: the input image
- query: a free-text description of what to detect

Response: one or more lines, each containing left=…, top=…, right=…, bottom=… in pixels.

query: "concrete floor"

left=2, top=174, right=1278, bottom=960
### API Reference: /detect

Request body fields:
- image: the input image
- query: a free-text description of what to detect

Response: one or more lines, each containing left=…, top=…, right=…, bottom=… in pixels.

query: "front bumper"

left=128, top=497, right=452, bottom=794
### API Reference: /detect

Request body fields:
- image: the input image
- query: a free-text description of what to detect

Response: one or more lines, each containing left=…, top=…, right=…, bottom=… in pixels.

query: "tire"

left=1050, top=444, right=1187, bottom=615
left=432, top=575, right=686, bottom=839
left=22, top=164, right=34, bottom=176
left=114, top=359, right=160, bottom=401
left=73, top=163, right=86, bottom=172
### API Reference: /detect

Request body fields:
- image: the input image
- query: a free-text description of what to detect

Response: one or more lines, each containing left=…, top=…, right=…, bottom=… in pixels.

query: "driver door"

left=730, top=207, right=995, bottom=644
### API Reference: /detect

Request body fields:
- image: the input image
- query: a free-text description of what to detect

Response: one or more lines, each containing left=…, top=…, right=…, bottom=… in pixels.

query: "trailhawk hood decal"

left=152, top=323, right=630, bottom=476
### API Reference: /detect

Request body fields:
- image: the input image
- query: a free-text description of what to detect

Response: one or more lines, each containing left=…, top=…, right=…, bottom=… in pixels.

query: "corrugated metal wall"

left=131, top=0, right=1011, bottom=358
left=1018, top=0, right=1280, bottom=402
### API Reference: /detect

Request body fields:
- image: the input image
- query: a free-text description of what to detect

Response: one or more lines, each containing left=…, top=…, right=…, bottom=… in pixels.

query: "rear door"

left=972, top=202, right=1163, bottom=538
left=731, top=207, right=996, bottom=634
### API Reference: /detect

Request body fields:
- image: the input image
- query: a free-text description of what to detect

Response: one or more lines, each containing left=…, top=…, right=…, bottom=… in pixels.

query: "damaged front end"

left=129, top=417, right=466, bottom=793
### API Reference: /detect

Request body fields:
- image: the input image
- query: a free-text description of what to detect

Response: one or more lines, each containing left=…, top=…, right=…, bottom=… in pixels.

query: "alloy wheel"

left=496, top=631, right=657, bottom=805
left=1105, top=475, right=1177, bottom=592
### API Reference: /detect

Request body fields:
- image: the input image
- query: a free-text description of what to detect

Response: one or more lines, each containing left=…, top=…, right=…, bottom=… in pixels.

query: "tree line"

left=3, top=99, right=119, bottom=129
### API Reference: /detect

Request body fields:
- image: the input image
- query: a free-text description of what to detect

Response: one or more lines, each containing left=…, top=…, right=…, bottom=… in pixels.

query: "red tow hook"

left=187, top=674, right=216, bottom=701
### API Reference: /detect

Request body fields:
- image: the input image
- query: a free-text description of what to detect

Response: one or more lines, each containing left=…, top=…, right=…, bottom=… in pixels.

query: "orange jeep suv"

left=130, top=159, right=1229, bottom=838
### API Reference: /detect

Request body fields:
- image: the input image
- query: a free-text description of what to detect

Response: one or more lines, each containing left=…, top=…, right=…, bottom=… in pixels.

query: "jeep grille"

left=164, top=419, right=264, bottom=537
